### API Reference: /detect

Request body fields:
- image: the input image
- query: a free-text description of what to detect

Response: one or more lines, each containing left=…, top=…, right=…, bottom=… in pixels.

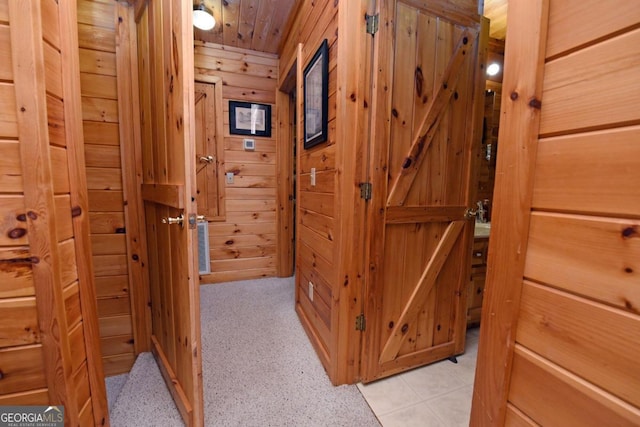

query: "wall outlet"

left=226, top=172, right=234, bottom=184
left=310, top=167, right=316, bottom=186
left=308, top=281, right=314, bottom=301
left=243, top=138, right=255, bottom=151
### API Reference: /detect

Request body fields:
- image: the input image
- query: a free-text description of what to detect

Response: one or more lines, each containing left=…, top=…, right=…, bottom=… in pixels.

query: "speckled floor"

left=108, top=277, right=380, bottom=427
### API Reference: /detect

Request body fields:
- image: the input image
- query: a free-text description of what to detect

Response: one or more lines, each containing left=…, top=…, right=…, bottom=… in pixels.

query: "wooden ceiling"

left=192, top=0, right=298, bottom=54
left=192, top=0, right=508, bottom=55
left=484, top=0, right=508, bottom=40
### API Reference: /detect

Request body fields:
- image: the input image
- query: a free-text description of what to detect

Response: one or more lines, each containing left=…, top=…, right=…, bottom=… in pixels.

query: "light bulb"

left=193, top=4, right=215, bottom=31
left=486, top=62, right=500, bottom=76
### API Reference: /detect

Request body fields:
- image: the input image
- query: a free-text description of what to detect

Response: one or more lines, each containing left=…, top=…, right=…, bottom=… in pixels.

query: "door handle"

left=162, top=214, right=184, bottom=227
left=464, top=207, right=478, bottom=219
left=199, top=155, right=214, bottom=164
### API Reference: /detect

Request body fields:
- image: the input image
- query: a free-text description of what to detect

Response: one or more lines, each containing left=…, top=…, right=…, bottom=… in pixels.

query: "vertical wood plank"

left=115, top=0, right=151, bottom=355
left=470, top=1, right=550, bottom=425
left=332, top=0, right=372, bottom=384
left=58, top=0, right=108, bottom=423
left=8, top=0, right=78, bottom=423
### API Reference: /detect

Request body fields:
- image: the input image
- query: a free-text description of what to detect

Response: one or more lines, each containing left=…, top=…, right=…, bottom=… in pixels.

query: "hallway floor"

left=358, top=327, right=479, bottom=426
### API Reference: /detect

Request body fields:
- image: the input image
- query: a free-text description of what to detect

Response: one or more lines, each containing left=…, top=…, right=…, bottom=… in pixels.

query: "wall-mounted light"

left=486, top=62, right=501, bottom=77
left=193, top=2, right=215, bottom=31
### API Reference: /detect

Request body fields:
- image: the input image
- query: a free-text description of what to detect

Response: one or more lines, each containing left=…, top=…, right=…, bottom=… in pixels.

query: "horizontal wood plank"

left=540, top=28, right=640, bottom=135
left=81, top=96, right=119, bottom=123
left=210, top=244, right=275, bottom=261
left=100, top=334, right=134, bottom=357
left=0, top=345, right=46, bottom=395
left=88, top=190, right=123, bottom=212
left=141, top=183, right=184, bottom=209
left=0, top=83, right=18, bottom=138
left=84, top=144, right=122, bottom=168
left=93, top=254, right=128, bottom=277
left=509, top=345, right=640, bottom=426
left=386, top=206, right=467, bottom=223
left=102, top=353, right=135, bottom=376
left=79, top=48, right=116, bottom=76
left=94, top=275, right=128, bottom=298
left=80, top=73, right=117, bottom=99
left=91, top=234, right=126, bottom=255
left=517, top=281, right=640, bottom=408
left=0, top=297, right=39, bottom=346
left=98, top=314, right=132, bottom=337
left=524, top=212, right=640, bottom=313
left=0, top=247, right=34, bottom=298
left=0, top=140, right=22, bottom=192
left=83, top=121, right=120, bottom=145
left=97, top=295, right=131, bottom=317
left=532, top=126, right=640, bottom=217
left=546, top=0, right=640, bottom=59
left=88, top=212, right=125, bottom=234
left=0, top=25, right=12, bottom=81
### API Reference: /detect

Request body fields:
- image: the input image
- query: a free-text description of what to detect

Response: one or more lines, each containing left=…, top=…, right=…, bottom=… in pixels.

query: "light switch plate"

left=243, top=138, right=255, bottom=151
left=226, top=172, right=234, bottom=184
left=310, top=167, right=316, bottom=186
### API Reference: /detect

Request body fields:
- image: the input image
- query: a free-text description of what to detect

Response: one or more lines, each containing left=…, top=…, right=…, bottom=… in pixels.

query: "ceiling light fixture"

left=486, top=62, right=501, bottom=77
left=193, top=2, right=215, bottom=31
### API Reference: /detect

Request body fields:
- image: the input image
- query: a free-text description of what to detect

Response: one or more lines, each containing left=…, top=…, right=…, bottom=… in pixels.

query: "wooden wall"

left=194, top=41, right=279, bottom=284
left=472, top=0, right=640, bottom=424
left=280, top=0, right=340, bottom=378
left=279, top=0, right=374, bottom=385
left=0, top=0, right=107, bottom=424
left=77, top=0, right=136, bottom=376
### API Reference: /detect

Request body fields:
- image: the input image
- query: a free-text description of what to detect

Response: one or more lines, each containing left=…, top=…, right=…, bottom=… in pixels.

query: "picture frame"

left=303, top=39, right=329, bottom=149
left=229, top=101, right=271, bottom=137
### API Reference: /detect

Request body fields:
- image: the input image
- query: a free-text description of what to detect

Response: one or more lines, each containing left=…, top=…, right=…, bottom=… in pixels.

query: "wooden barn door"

left=362, top=0, right=485, bottom=382
left=136, top=1, right=203, bottom=425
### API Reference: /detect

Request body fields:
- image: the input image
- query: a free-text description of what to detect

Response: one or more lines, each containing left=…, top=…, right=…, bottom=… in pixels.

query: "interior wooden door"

left=135, top=1, right=204, bottom=425
left=194, top=81, right=224, bottom=220
left=362, top=0, right=484, bottom=382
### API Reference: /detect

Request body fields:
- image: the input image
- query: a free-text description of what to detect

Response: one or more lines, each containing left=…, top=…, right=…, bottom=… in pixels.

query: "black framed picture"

left=229, top=101, right=271, bottom=137
left=303, top=39, right=329, bottom=149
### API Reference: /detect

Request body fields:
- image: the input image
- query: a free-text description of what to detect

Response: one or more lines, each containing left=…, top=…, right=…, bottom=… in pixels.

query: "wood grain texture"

left=540, top=27, right=640, bottom=136
left=115, top=0, right=151, bottom=356
left=362, top=1, right=480, bottom=383
left=532, top=127, right=640, bottom=217
left=473, top=1, right=640, bottom=423
left=517, top=281, right=640, bottom=408
left=8, top=1, right=78, bottom=422
left=470, top=1, right=550, bottom=424
left=194, top=42, right=278, bottom=284
left=137, top=0, right=204, bottom=424
left=509, top=345, right=640, bottom=426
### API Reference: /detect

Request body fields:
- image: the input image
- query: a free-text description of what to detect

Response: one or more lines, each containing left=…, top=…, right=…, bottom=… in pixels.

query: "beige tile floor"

left=358, top=327, right=480, bottom=427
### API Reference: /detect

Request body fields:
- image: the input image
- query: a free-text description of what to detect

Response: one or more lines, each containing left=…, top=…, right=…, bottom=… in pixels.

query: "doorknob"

left=199, top=155, right=214, bottom=164
left=464, top=207, right=478, bottom=219
left=162, top=214, right=184, bottom=227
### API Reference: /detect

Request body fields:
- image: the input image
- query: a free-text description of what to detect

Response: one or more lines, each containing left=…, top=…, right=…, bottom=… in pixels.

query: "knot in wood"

left=510, top=91, right=519, bottom=101
left=529, top=98, right=542, bottom=109
left=402, top=157, right=412, bottom=169
left=8, top=228, right=26, bottom=239
left=401, top=323, right=409, bottom=334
